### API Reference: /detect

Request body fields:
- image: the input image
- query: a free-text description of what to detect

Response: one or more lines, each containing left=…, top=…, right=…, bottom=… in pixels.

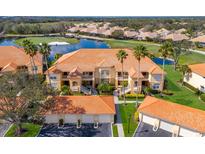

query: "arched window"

left=72, top=81, right=78, bottom=86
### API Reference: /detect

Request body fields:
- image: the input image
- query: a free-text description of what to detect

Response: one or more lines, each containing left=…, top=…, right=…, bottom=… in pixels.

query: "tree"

left=60, top=85, right=71, bottom=95
left=116, top=50, right=128, bottom=104
left=158, top=41, right=173, bottom=91
left=22, top=39, right=38, bottom=77
left=179, top=65, right=192, bottom=85
left=111, top=30, right=124, bottom=39
left=133, top=44, right=148, bottom=106
left=170, top=40, right=189, bottom=70
left=0, top=71, right=56, bottom=136
left=97, top=83, right=113, bottom=94
left=39, top=43, right=51, bottom=85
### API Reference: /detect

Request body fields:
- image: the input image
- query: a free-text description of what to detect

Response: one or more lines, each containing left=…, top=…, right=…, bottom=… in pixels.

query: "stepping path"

left=113, top=91, right=124, bottom=137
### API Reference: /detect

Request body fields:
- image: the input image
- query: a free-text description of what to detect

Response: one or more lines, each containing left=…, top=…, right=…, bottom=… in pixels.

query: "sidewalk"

left=113, top=91, right=125, bottom=137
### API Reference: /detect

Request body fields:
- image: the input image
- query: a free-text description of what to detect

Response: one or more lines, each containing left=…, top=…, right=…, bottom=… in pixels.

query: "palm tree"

left=179, top=64, right=192, bottom=86
left=39, top=43, right=51, bottom=86
left=158, top=41, right=173, bottom=91
left=22, top=39, right=37, bottom=77
left=116, top=50, right=128, bottom=104
left=133, top=44, right=148, bottom=106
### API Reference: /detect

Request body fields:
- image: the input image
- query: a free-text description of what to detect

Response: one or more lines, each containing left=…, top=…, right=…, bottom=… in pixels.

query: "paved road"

left=189, top=49, right=205, bottom=55
left=0, top=123, right=11, bottom=137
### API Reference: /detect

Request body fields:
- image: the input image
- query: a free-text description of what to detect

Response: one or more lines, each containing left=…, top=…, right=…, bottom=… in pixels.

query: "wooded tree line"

left=1, top=17, right=205, bottom=34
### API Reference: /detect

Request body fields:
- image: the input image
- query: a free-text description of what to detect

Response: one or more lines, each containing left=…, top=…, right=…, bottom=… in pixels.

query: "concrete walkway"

left=189, top=49, right=205, bottom=55
left=113, top=91, right=124, bottom=137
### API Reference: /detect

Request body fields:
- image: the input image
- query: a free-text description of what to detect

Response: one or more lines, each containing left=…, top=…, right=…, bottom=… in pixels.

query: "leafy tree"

left=39, top=43, right=51, bottom=85
left=158, top=41, right=173, bottom=90
left=0, top=71, right=56, bottom=136
left=111, top=30, right=124, bottom=39
left=179, top=65, right=192, bottom=85
left=116, top=50, right=128, bottom=104
left=170, top=40, right=189, bottom=70
left=133, top=44, right=148, bottom=105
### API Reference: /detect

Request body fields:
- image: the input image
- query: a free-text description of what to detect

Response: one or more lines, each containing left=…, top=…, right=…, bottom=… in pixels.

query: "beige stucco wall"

left=139, top=113, right=203, bottom=137
left=184, top=72, right=205, bottom=92
left=45, top=114, right=114, bottom=123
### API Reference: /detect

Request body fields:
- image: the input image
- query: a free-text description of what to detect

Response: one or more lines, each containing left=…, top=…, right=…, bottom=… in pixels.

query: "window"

left=72, top=81, right=78, bottom=86
left=50, top=75, right=57, bottom=80
left=77, top=119, right=81, bottom=128
left=152, top=84, right=160, bottom=90
left=101, top=70, right=109, bottom=76
left=32, top=66, right=38, bottom=71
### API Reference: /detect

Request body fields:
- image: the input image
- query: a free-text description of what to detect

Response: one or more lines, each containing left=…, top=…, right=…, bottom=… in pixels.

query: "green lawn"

left=112, top=124, right=119, bottom=137
left=105, top=39, right=160, bottom=54
left=180, top=52, right=205, bottom=65
left=119, top=103, right=138, bottom=137
left=15, top=37, right=79, bottom=45
left=5, top=123, right=42, bottom=137
left=155, top=65, right=205, bottom=110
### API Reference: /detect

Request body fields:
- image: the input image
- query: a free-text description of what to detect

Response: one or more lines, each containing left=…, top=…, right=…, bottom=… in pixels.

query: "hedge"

left=162, top=90, right=174, bottom=95
left=125, top=94, right=145, bottom=99
left=183, top=82, right=201, bottom=95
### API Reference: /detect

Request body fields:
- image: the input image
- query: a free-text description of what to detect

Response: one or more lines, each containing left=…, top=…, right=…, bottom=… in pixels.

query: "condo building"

left=46, top=49, right=164, bottom=94
left=0, top=46, right=43, bottom=74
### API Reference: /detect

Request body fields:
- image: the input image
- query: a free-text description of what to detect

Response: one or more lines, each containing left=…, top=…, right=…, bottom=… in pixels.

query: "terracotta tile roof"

left=191, top=35, right=205, bottom=43
left=44, top=96, right=116, bottom=115
left=47, top=49, right=164, bottom=78
left=138, top=96, right=205, bottom=133
left=165, top=33, right=189, bottom=41
left=189, top=63, right=205, bottom=77
left=0, top=46, right=43, bottom=69
left=1, top=62, right=17, bottom=72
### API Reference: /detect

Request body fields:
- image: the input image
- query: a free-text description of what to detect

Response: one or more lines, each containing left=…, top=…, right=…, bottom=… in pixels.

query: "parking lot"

left=38, top=123, right=112, bottom=137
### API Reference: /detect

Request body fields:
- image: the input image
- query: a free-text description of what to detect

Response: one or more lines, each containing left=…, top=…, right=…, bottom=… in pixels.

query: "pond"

left=0, top=38, right=173, bottom=65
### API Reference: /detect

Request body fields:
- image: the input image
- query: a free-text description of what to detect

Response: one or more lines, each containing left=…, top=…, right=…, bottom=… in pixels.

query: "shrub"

left=60, top=85, right=71, bottom=95
left=144, top=87, right=159, bottom=94
left=162, top=90, right=174, bottom=95
left=97, top=83, right=114, bottom=94
left=200, top=94, right=205, bottom=102
left=125, top=93, right=145, bottom=99
left=134, top=111, right=139, bottom=122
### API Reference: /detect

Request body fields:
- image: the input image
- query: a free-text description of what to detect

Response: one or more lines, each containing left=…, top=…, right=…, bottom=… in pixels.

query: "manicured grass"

left=105, top=39, right=160, bottom=53
left=15, top=37, right=79, bottom=45
left=119, top=103, right=138, bottom=137
left=180, top=52, right=205, bottom=65
left=5, top=123, right=42, bottom=137
left=112, top=124, right=119, bottom=137
left=155, top=65, right=205, bottom=110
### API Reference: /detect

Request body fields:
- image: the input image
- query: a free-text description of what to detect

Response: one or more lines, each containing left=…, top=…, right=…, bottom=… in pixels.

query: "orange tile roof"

left=138, top=96, right=205, bottom=133
left=44, top=96, right=116, bottom=115
left=0, top=46, right=43, bottom=69
left=48, top=48, right=164, bottom=78
left=191, top=35, right=205, bottom=43
left=189, top=63, right=205, bottom=77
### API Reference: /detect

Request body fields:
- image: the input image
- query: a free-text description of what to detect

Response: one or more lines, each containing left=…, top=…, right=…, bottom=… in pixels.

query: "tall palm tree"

left=39, top=43, right=51, bottom=86
left=179, top=64, right=192, bottom=86
left=158, top=41, right=173, bottom=91
left=133, top=44, right=148, bottom=106
left=116, top=49, right=128, bottom=104
left=22, top=39, right=36, bottom=75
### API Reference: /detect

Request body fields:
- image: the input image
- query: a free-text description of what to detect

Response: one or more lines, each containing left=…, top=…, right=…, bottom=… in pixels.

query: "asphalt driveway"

left=38, top=123, right=112, bottom=137
left=134, top=122, right=172, bottom=137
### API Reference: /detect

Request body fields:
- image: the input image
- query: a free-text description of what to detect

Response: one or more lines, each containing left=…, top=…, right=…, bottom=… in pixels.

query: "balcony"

left=82, top=74, right=93, bottom=79
left=117, top=75, right=128, bottom=80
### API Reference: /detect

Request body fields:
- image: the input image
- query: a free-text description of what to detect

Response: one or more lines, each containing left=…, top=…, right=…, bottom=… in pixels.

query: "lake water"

left=0, top=38, right=173, bottom=65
